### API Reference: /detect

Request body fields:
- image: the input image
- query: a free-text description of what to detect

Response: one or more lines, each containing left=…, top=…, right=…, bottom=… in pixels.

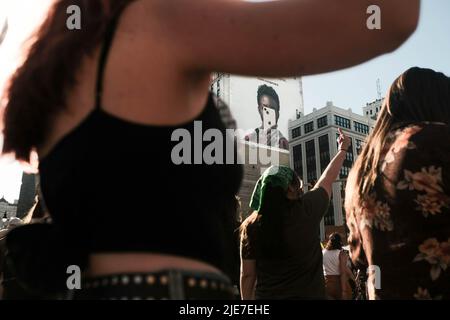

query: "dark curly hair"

left=325, top=232, right=343, bottom=250
left=257, top=84, right=280, bottom=111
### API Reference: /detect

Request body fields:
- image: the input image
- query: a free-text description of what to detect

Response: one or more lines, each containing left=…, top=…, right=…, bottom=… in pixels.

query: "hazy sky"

left=302, top=0, right=450, bottom=114
left=0, top=0, right=449, bottom=202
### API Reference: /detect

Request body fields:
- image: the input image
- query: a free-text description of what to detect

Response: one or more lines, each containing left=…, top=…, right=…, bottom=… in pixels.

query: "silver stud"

left=121, top=276, right=130, bottom=285
left=146, top=275, right=156, bottom=285
left=200, top=279, right=208, bottom=288
left=111, top=277, right=119, bottom=285
left=160, top=275, right=168, bottom=285
left=134, top=275, right=143, bottom=285
left=188, top=278, right=196, bottom=287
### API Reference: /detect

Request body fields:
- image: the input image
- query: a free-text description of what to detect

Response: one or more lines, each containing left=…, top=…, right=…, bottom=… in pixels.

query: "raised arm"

left=146, top=0, right=420, bottom=76
left=315, top=128, right=351, bottom=197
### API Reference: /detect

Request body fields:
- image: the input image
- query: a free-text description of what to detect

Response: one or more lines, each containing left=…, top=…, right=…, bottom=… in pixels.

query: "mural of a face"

left=258, top=95, right=280, bottom=125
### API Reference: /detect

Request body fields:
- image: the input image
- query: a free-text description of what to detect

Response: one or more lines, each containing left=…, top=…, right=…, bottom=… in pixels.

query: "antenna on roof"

left=376, top=78, right=382, bottom=99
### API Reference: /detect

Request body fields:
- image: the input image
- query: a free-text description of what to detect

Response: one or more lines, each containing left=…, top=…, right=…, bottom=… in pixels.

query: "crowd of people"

left=1, top=0, right=448, bottom=301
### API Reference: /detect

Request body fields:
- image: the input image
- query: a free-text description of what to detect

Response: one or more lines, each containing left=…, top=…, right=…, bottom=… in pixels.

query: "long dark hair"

left=1, top=0, right=133, bottom=162
left=240, top=173, right=299, bottom=260
left=325, top=233, right=343, bottom=250
left=346, top=67, right=450, bottom=213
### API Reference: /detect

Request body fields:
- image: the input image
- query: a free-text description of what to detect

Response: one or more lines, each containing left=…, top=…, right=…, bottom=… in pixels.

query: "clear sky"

left=302, top=0, right=450, bottom=114
left=0, top=0, right=449, bottom=202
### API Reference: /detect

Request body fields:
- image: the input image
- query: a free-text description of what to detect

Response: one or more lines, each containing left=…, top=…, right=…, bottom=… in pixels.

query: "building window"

left=340, top=181, right=347, bottom=228
left=216, top=77, right=221, bottom=98
left=305, top=140, right=317, bottom=185
left=304, top=121, right=314, bottom=134
left=370, top=110, right=373, bottom=115
left=292, top=127, right=301, bottom=139
left=366, top=111, right=369, bottom=116
left=318, top=134, right=330, bottom=174
left=355, top=139, right=364, bottom=155
left=324, top=195, right=335, bottom=226
left=293, top=144, right=303, bottom=179
left=317, top=116, right=328, bottom=128
left=354, top=121, right=370, bottom=134
left=334, top=115, right=351, bottom=129
left=337, top=134, right=353, bottom=179
left=376, top=107, right=378, bottom=112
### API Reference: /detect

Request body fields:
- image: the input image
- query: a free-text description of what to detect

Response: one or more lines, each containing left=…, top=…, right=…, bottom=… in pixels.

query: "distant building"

left=288, top=101, right=375, bottom=241
left=363, top=98, right=384, bottom=120
left=0, top=197, right=18, bottom=228
left=16, top=173, right=37, bottom=219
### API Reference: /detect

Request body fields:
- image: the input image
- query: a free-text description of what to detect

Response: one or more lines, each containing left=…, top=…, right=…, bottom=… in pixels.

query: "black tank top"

left=38, top=9, right=242, bottom=273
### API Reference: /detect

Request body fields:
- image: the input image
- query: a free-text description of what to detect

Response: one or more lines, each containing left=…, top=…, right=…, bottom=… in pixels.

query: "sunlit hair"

left=346, top=67, right=450, bottom=215
left=1, top=0, right=134, bottom=162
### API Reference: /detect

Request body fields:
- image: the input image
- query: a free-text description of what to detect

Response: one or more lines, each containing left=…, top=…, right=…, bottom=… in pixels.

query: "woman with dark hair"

left=322, top=233, right=354, bottom=300
left=240, top=130, right=351, bottom=300
left=0, top=0, right=419, bottom=300
left=345, top=67, right=450, bottom=300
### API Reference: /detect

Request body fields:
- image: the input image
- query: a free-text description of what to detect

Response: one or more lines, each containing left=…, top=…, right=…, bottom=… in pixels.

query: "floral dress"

left=347, top=123, right=450, bottom=300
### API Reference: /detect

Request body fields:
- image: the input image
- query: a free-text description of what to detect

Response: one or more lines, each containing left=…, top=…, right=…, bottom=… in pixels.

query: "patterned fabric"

left=347, top=123, right=450, bottom=300
left=249, top=165, right=294, bottom=212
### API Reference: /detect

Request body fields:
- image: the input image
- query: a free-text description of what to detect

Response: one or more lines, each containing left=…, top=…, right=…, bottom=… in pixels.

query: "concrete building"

left=363, top=98, right=384, bottom=120
left=16, top=173, right=37, bottom=219
left=0, top=197, right=18, bottom=228
left=288, top=101, right=375, bottom=241
left=210, top=74, right=304, bottom=138
left=210, top=74, right=303, bottom=219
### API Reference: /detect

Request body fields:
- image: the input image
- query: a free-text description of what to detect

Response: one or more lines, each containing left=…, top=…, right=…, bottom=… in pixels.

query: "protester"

left=1, top=0, right=419, bottom=299
left=240, top=129, right=351, bottom=299
left=322, top=233, right=355, bottom=300
left=345, top=67, right=450, bottom=299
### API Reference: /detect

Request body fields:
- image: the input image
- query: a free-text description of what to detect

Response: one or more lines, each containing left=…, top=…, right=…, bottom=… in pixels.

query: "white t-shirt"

left=322, top=249, right=341, bottom=276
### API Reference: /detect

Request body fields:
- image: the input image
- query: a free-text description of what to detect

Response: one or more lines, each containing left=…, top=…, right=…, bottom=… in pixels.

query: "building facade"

left=363, top=98, right=384, bottom=120
left=210, top=74, right=304, bottom=138
left=288, top=102, right=375, bottom=241
left=16, top=173, right=37, bottom=219
left=0, top=197, right=18, bottom=228
left=210, top=74, right=303, bottom=219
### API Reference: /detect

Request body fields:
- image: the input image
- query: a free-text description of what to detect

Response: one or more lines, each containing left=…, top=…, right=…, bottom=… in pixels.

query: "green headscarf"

left=249, top=165, right=294, bottom=212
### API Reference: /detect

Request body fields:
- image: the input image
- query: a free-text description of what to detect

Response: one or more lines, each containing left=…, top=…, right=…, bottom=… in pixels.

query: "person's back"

left=322, top=249, right=341, bottom=276
left=243, top=186, right=329, bottom=299
left=346, top=67, right=450, bottom=299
